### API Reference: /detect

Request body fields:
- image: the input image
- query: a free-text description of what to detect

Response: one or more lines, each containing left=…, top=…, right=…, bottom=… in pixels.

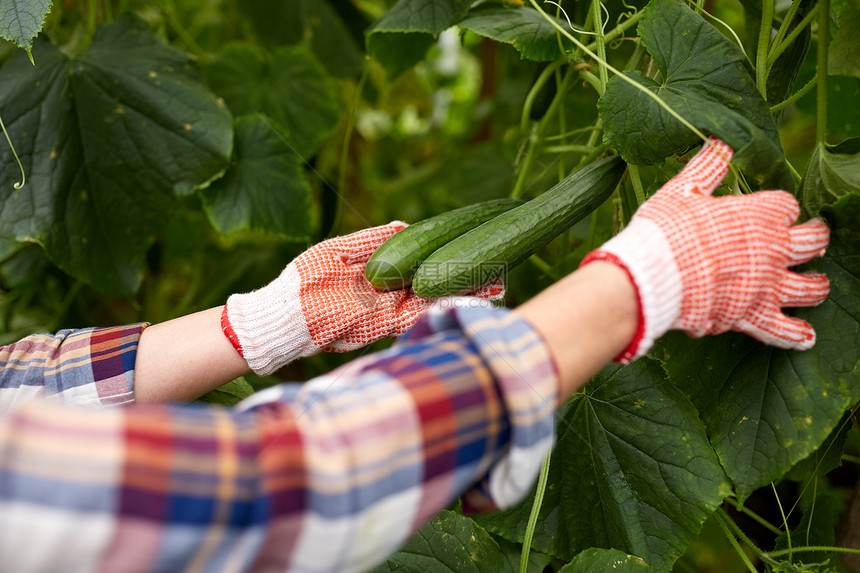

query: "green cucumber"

left=413, top=155, right=626, bottom=299
left=365, top=198, right=524, bottom=290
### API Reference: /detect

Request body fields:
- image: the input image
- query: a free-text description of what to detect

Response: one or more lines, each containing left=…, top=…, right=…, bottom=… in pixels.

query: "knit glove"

left=222, top=222, right=505, bottom=375
left=581, top=137, right=831, bottom=363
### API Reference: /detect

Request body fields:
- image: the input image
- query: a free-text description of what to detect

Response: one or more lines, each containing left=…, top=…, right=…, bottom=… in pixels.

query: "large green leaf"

left=459, top=5, right=572, bottom=61
left=830, top=0, right=860, bottom=77
left=203, top=42, right=340, bottom=159
left=558, top=548, right=653, bottom=573
left=474, top=360, right=730, bottom=572
left=0, top=0, right=51, bottom=59
left=598, top=0, right=793, bottom=191
left=0, top=14, right=232, bottom=296
left=798, top=137, right=860, bottom=219
left=367, top=0, right=472, bottom=76
left=656, top=194, right=860, bottom=500
left=370, top=510, right=506, bottom=572
left=200, top=114, right=313, bottom=239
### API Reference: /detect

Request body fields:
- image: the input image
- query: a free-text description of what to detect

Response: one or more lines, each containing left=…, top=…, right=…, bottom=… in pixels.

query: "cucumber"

left=412, top=155, right=626, bottom=299
left=365, top=198, right=524, bottom=290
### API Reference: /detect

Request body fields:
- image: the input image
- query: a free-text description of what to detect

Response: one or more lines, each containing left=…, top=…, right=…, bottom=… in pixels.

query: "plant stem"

left=766, top=5, right=819, bottom=68
left=843, top=453, right=860, bottom=464
left=767, top=546, right=860, bottom=558
left=335, top=57, right=371, bottom=237
left=714, top=511, right=758, bottom=573
left=528, top=254, right=558, bottom=278
left=520, top=454, right=552, bottom=573
left=591, top=0, right=609, bottom=91
left=512, top=67, right=576, bottom=199
left=756, top=0, right=774, bottom=98
left=772, top=482, right=792, bottom=561
left=717, top=508, right=781, bottom=568
left=724, top=497, right=783, bottom=536
left=544, top=144, right=596, bottom=154
left=770, top=72, right=818, bottom=112
left=771, top=0, right=802, bottom=52
left=521, top=59, right=565, bottom=135
left=627, top=164, right=645, bottom=205
left=585, top=9, right=644, bottom=51
left=817, top=0, right=829, bottom=144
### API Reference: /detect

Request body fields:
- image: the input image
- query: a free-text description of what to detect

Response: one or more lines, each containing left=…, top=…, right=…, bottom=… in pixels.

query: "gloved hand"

left=221, top=222, right=505, bottom=375
left=582, top=137, right=831, bottom=363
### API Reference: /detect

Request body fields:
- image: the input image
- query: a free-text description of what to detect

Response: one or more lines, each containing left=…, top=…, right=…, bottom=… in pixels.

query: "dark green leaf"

left=598, top=0, right=793, bottom=190
left=200, top=114, right=314, bottom=239
left=830, top=0, right=860, bottom=77
left=370, top=510, right=505, bottom=573
left=0, top=14, right=232, bottom=296
left=197, top=376, right=255, bottom=406
left=558, top=548, right=653, bottom=572
left=655, top=194, right=860, bottom=500
left=0, top=0, right=51, bottom=58
left=474, top=360, right=729, bottom=572
left=367, top=0, right=472, bottom=76
left=203, top=42, right=340, bottom=158
left=785, top=410, right=852, bottom=481
left=798, top=138, right=860, bottom=219
left=459, top=5, right=572, bottom=61
left=494, top=537, right=553, bottom=573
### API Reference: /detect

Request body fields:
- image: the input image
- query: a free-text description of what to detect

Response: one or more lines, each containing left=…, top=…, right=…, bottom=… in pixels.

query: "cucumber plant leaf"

left=459, top=5, right=572, bottom=61
left=200, top=114, right=313, bottom=239
left=0, top=14, right=232, bottom=296
left=558, top=548, right=653, bottom=573
left=598, top=0, right=794, bottom=191
left=369, top=510, right=506, bottom=573
left=830, top=0, right=860, bottom=77
left=655, top=194, right=860, bottom=501
left=203, top=42, right=339, bottom=159
left=798, top=137, right=860, bottom=219
left=196, top=376, right=255, bottom=407
left=474, top=360, right=730, bottom=572
left=0, top=0, right=52, bottom=60
left=367, top=0, right=472, bottom=76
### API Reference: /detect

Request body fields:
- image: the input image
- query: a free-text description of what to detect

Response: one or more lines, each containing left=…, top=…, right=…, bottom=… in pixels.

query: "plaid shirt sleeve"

left=0, top=304, right=558, bottom=573
left=0, top=324, right=148, bottom=413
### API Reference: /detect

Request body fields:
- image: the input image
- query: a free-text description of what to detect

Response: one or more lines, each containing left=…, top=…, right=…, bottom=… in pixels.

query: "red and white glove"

left=582, top=137, right=831, bottom=362
left=221, top=222, right=505, bottom=375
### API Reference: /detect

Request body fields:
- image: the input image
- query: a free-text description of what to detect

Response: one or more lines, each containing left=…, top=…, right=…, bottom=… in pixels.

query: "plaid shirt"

left=0, top=305, right=558, bottom=572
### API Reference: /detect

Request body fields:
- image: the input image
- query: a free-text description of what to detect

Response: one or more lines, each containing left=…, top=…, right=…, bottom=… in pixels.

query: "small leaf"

left=370, top=510, right=505, bottom=573
left=558, top=548, right=653, bottom=573
left=203, top=42, right=340, bottom=159
left=0, top=0, right=52, bottom=59
left=598, top=0, right=793, bottom=190
left=200, top=114, right=314, bottom=239
left=798, top=138, right=860, bottom=219
left=367, top=0, right=472, bottom=76
left=197, top=376, right=255, bottom=406
left=474, top=360, right=729, bottom=572
left=459, top=5, right=572, bottom=61
left=0, top=14, right=232, bottom=296
left=655, top=194, right=860, bottom=500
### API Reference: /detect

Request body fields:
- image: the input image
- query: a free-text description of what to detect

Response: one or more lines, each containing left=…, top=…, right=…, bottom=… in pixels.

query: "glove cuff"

left=581, top=217, right=682, bottom=362
left=223, top=264, right=312, bottom=375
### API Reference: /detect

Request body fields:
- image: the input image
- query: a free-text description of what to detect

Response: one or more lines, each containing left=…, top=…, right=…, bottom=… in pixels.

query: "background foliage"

left=0, top=0, right=859, bottom=571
